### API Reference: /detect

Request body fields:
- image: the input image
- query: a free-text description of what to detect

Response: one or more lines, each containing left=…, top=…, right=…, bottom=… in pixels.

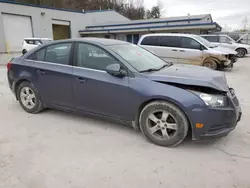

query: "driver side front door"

left=72, top=42, right=131, bottom=120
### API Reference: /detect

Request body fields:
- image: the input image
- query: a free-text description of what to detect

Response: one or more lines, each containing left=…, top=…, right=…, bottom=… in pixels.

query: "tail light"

left=7, top=62, right=12, bottom=70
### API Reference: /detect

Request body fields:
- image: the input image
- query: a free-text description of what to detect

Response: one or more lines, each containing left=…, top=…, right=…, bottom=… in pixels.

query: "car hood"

left=212, top=46, right=237, bottom=55
left=143, top=64, right=229, bottom=92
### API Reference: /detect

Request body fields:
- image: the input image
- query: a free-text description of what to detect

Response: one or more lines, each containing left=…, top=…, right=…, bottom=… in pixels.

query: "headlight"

left=190, top=91, right=228, bottom=107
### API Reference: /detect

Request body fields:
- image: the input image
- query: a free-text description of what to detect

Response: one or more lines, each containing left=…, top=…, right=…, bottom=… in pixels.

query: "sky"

left=144, top=0, right=250, bottom=30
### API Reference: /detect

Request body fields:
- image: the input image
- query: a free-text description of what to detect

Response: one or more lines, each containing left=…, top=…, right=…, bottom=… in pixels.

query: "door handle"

left=37, top=69, right=46, bottom=75
left=172, top=49, right=178, bottom=52
left=77, top=77, right=86, bottom=83
left=180, top=50, right=185, bottom=52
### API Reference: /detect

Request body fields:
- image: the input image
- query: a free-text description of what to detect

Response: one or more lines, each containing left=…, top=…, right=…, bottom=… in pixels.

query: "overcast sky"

left=144, top=0, right=250, bottom=30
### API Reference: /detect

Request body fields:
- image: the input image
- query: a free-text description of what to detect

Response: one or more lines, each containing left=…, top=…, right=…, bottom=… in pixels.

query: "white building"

left=0, top=0, right=221, bottom=53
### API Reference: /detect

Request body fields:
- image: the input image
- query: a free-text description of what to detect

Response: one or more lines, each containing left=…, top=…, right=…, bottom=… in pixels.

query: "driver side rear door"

left=72, top=42, right=131, bottom=120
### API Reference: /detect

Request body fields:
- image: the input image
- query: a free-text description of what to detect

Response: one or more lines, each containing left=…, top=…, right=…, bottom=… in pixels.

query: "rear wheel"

left=236, top=48, right=246, bottom=58
left=17, top=82, right=43, bottom=113
left=139, top=101, right=189, bottom=147
left=203, top=58, right=218, bottom=70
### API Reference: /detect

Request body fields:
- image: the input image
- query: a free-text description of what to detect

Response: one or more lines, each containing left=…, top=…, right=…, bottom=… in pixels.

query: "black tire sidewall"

left=17, top=82, right=43, bottom=114
left=236, top=49, right=246, bottom=58
left=139, top=101, right=189, bottom=147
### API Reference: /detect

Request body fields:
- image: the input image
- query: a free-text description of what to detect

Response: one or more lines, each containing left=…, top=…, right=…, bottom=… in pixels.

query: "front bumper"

left=191, top=91, right=242, bottom=140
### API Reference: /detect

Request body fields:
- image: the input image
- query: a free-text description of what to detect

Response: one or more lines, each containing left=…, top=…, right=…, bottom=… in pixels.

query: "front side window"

left=75, top=43, right=118, bottom=71
left=202, top=36, right=219, bottom=43
left=141, top=36, right=160, bottom=46
left=181, top=37, right=201, bottom=50
left=219, top=36, right=232, bottom=44
left=44, top=43, right=72, bottom=65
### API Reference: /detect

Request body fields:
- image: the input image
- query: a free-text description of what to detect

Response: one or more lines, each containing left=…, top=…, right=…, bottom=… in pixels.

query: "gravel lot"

left=0, top=58, right=250, bottom=188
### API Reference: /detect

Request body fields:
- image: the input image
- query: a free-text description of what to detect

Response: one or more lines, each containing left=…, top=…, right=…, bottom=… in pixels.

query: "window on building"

left=181, top=37, right=201, bottom=50
left=140, top=36, right=160, bottom=46
left=44, top=43, right=72, bottom=65
left=159, top=36, right=181, bottom=48
left=75, top=43, right=118, bottom=71
left=219, top=36, right=232, bottom=44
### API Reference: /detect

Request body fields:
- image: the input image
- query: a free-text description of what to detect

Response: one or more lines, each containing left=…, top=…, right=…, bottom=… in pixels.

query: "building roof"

left=0, top=0, right=117, bottom=14
left=79, top=14, right=222, bottom=34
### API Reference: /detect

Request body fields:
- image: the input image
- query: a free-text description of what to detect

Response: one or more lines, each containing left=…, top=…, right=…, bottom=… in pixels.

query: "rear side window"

left=25, top=40, right=42, bottom=45
left=28, top=48, right=46, bottom=61
left=159, top=36, right=181, bottom=47
left=44, top=43, right=72, bottom=65
left=202, top=36, right=218, bottom=42
left=181, top=37, right=201, bottom=50
left=140, top=36, right=160, bottom=46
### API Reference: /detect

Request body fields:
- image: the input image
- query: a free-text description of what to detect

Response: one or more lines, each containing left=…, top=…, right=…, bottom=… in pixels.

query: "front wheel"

left=17, top=81, right=44, bottom=113
left=139, top=101, right=189, bottom=147
left=203, top=58, right=218, bottom=70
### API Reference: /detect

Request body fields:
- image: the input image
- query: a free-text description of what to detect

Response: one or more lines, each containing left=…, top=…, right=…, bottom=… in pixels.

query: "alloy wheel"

left=20, top=87, right=36, bottom=109
left=146, top=110, right=178, bottom=140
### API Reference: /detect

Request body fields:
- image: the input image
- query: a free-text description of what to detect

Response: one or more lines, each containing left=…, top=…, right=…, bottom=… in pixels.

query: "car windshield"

left=109, top=44, right=171, bottom=72
left=193, top=35, right=215, bottom=48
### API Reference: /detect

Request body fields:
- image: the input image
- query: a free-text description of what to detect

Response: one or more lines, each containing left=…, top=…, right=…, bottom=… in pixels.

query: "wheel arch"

left=134, top=97, right=194, bottom=138
left=14, top=79, right=31, bottom=100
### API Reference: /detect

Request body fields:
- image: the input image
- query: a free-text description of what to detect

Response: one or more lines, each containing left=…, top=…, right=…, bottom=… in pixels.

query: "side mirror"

left=200, top=45, right=206, bottom=51
left=22, top=49, right=27, bottom=55
left=106, top=64, right=126, bottom=77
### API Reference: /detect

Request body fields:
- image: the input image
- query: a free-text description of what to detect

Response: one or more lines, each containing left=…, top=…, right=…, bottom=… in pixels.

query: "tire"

left=203, top=58, right=218, bottom=70
left=139, top=101, right=189, bottom=147
left=17, top=81, right=44, bottom=114
left=236, top=48, right=246, bottom=58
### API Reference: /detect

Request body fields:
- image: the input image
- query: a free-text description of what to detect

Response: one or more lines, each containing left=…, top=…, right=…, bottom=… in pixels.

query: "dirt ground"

left=0, top=57, right=250, bottom=188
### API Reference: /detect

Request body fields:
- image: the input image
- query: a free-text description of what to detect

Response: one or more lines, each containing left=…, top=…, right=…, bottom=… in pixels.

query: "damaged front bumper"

left=191, top=89, right=242, bottom=140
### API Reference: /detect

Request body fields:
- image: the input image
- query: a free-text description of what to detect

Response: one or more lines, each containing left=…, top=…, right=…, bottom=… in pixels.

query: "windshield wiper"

left=140, top=63, right=172, bottom=73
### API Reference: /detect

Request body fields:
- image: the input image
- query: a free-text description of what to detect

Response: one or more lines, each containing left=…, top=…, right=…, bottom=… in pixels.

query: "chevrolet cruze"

left=7, top=38, right=242, bottom=147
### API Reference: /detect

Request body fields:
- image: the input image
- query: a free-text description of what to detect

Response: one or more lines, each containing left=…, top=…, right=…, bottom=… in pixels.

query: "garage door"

left=2, top=14, right=33, bottom=52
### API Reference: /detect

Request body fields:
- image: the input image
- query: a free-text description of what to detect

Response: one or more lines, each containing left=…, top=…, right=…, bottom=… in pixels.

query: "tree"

left=242, top=16, right=249, bottom=31
left=144, top=0, right=164, bottom=19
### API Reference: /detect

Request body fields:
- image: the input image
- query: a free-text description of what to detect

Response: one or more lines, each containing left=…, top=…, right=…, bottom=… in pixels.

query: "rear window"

left=25, top=40, right=42, bottom=45
left=140, top=36, right=160, bottom=46
left=159, top=36, right=181, bottom=48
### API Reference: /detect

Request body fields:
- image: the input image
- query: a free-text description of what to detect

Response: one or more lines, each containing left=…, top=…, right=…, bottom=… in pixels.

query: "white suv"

left=201, top=34, right=250, bottom=58
left=138, top=33, right=237, bottom=70
left=22, top=38, right=52, bottom=54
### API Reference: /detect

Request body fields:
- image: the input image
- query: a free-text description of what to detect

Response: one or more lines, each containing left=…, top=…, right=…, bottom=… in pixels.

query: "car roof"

left=140, top=33, right=199, bottom=38
left=46, top=38, right=129, bottom=46
left=200, top=34, right=228, bottom=37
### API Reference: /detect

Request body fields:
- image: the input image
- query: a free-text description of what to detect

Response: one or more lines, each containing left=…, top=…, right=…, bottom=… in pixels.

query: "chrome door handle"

left=180, top=50, right=185, bottom=52
left=37, top=69, right=46, bottom=75
left=77, top=77, right=86, bottom=83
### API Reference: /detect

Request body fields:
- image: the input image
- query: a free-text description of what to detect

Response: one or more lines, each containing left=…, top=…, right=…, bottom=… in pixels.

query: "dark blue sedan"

left=7, top=38, right=242, bottom=146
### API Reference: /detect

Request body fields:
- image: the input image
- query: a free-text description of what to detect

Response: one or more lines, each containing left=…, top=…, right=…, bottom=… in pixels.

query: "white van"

left=200, top=34, right=250, bottom=58
left=22, top=38, right=52, bottom=54
left=138, top=33, right=237, bottom=70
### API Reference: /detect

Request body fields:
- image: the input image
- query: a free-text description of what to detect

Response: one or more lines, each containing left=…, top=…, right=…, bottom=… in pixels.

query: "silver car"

left=138, top=33, right=237, bottom=70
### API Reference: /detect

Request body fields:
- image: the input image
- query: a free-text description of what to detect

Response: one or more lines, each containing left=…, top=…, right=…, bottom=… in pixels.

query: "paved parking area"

left=0, top=58, right=250, bottom=188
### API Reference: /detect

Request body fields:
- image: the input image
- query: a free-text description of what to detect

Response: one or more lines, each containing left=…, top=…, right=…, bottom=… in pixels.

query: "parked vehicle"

left=201, top=34, right=250, bottom=58
left=7, top=38, right=242, bottom=147
left=22, top=38, right=52, bottom=54
left=138, top=34, right=237, bottom=70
